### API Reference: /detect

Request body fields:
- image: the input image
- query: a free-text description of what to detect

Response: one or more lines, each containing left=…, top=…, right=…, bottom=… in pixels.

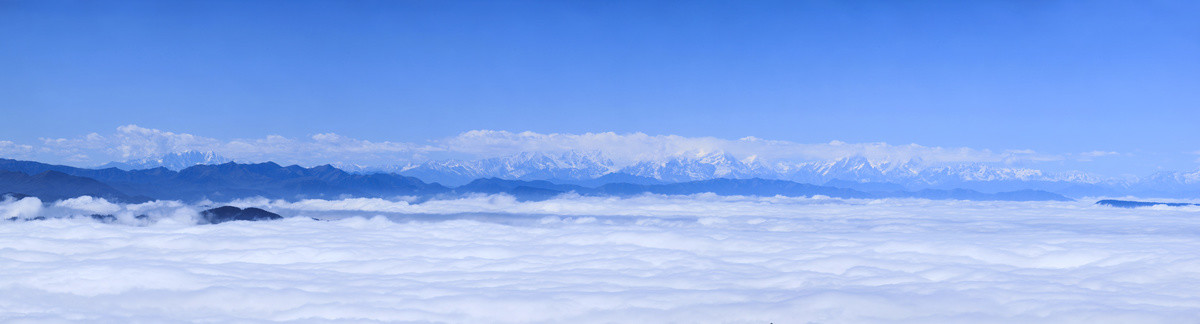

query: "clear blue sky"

left=1, top=0, right=1198, bottom=172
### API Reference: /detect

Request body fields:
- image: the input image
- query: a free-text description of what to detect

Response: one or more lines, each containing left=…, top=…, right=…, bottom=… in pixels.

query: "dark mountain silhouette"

left=199, top=206, right=283, bottom=224
left=161, top=162, right=449, bottom=200
left=0, top=159, right=447, bottom=201
left=1096, top=199, right=1200, bottom=208
left=0, top=170, right=148, bottom=202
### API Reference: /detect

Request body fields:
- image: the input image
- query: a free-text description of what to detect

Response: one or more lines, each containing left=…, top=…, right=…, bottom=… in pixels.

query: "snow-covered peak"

left=396, top=151, right=618, bottom=185
left=100, top=151, right=231, bottom=171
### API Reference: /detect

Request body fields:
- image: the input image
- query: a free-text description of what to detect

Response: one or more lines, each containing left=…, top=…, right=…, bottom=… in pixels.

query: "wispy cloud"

left=1081, top=150, right=1120, bottom=157
left=28, top=125, right=434, bottom=167
left=1072, top=150, right=1123, bottom=162
left=221, top=133, right=435, bottom=166
left=0, top=140, right=33, bottom=159
left=40, top=125, right=220, bottom=161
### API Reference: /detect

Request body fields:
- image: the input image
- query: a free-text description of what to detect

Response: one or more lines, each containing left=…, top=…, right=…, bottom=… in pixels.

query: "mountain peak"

left=100, top=151, right=231, bottom=171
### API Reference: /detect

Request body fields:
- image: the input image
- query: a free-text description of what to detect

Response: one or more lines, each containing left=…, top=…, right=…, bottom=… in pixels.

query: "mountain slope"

left=391, top=152, right=1124, bottom=196
left=0, top=170, right=146, bottom=202
left=0, top=159, right=449, bottom=201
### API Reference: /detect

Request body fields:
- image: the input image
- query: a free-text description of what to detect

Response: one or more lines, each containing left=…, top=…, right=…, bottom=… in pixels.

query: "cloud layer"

left=33, top=125, right=433, bottom=166
left=2, top=195, right=1200, bottom=322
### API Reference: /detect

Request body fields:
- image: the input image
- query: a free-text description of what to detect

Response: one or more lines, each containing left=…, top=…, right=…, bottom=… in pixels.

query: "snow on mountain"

left=91, top=149, right=1199, bottom=195
left=776, top=156, right=923, bottom=184
left=1122, top=169, right=1200, bottom=196
left=1145, top=169, right=1200, bottom=185
left=330, top=162, right=417, bottom=175
left=99, top=151, right=231, bottom=171
left=398, top=151, right=617, bottom=186
left=392, top=150, right=1115, bottom=189
left=618, top=152, right=773, bottom=182
left=102, top=150, right=1114, bottom=190
left=915, top=164, right=1107, bottom=184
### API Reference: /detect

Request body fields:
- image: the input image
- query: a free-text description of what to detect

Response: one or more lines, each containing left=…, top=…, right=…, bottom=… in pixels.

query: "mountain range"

left=343, top=152, right=1097, bottom=187
left=100, top=151, right=231, bottom=171
left=334, top=151, right=1194, bottom=198
left=0, top=158, right=1072, bottom=203
left=60, top=150, right=1200, bottom=199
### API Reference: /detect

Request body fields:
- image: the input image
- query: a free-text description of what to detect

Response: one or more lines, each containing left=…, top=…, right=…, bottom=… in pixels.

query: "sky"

left=1, top=0, right=1198, bottom=174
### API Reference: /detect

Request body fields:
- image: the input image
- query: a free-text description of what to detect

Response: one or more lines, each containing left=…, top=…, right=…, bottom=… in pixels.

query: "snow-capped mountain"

left=618, top=153, right=773, bottom=182
left=390, top=150, right=1119, bottom=190
left=776, top=156, right=923, bottom=184
left=398, top=151, right=617, bottom=185
left=330, top=163, right=415, bottom=175
left=1122, top=169, right=1200, bottom=197
left=89, top=149, right=1200, bottom=197
left=99, top=151, right=231, bottom=171
left=1144, top=169, right=1200, bottom=185
left=768, top=157, right=1110, bottom=191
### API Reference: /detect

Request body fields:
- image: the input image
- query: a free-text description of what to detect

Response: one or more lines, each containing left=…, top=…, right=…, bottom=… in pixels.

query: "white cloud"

left=1075, top=150, right=1122, bottom=162
left=1082, top=151, right=1120, bottom=158
left=0, top=140, right=34, bottom=159
left=221, top=132, right=431, bottom=165
left=29, top=125, right=432, bottom=167
left=53, top=196, right=121, bottom=214
left=111, top=125, right=222, bottom=158
left=40, top=126, right=221, bottom=161
left=2, top=195, right=1200, bottom=322
left=0, top=196, right=42, bottom=219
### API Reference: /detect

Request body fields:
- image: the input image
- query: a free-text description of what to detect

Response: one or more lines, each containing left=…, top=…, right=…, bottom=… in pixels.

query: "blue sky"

left=1, top=0, right=1198, bottom=174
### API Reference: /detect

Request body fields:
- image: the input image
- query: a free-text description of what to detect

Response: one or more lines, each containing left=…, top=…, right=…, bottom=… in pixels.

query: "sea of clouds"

left=2, top=194, right=1200, bottom=323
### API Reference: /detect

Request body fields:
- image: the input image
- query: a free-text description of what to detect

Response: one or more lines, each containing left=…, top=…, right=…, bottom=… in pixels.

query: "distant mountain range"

left=100, top=151, right=231, bottom=171
left=341, top=152, right=1101, bottom=187
left=0, top=158, right=1072, bottom=203
left=390, top=151, right=619, bottom=186
left=0, top=169, right=147, bottom=202
left=2, top=158, right=441, bottom=202
left=39, top=149, right=1200, bottom=200
left=410, top=153, right=1086, bottom=185
left=327, top=151, right=1199, bottom=198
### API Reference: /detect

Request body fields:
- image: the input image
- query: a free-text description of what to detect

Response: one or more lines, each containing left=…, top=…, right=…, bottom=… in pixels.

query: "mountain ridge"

left=99, top=151, right=231, bottom=171
left=378, top=151, right=1147, bottom=196
left=0, top=158, right=1072, bottom=203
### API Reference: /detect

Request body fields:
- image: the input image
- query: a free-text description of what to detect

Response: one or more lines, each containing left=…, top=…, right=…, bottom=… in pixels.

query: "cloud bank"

left=2, top=195, right=1200, bottom=322
left=35, top=125, right=434, bottom=167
